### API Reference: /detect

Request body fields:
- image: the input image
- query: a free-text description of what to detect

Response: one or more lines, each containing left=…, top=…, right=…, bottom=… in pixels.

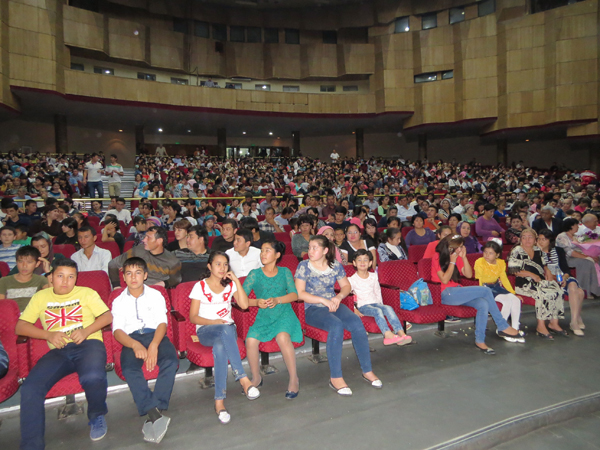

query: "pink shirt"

left=348, top=272, right=383, bottom=308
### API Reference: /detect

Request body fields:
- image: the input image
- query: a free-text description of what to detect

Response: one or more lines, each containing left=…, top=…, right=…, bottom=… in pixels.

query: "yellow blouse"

left=473, top=258, right=515, bottom=294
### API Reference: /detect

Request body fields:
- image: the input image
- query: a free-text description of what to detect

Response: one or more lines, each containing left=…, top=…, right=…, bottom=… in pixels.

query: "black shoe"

left=475, top=345, right=495, bottom=355
left=536, top=331, right=554, bottom=340
left=445, top=316, right=461, bottom=323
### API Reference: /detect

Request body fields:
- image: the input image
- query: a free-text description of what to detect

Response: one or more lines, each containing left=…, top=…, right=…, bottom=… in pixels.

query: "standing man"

left=105, top=154, right=124, bottom=197
left=16, top=259, right=113, bottom=448
left=84, top=153, right=105, bottom=199
left=330, top=149, right=339, bottom=163
left=155, top=144, right=167, bottom=157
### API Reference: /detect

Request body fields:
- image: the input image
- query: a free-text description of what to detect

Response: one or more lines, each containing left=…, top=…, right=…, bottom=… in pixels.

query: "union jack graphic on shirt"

left=45, top=302, right=83, bottom=335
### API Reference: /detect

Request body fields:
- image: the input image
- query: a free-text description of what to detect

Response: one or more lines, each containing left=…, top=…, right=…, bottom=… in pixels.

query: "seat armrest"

left=170, top=310, right=186, bottom=322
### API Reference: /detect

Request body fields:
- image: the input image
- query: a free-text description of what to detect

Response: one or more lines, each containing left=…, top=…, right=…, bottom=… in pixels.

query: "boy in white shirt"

left=111, top=257, right=178, bottom=443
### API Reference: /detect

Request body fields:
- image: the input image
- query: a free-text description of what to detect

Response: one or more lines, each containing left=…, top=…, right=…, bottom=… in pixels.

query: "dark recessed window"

left=323, top=30, right=337, bottom=44
left=230, top=26, right=245, bottom=42
left=422, top=13, right=437, bottom=30
left=414, top=73, right=438, bottom=83
left=394, top=16, right=410, bottom=33
left=283, top=85, right=300, bottom=92
left=227, top=82, right=242, bottom=89
left=320, top=85, right=336, bottom=92
left=264, top=28, right=279, bottom=43
left=478, top=0, right=496, bottom=16
left=247, top=27, right=262, bottom=43
left=255, top=84, right=271, bottom=91
left=70, top=62, right=84, bottom=71
left=285, top=28, right=300, bottom=44
left=449, top=7, right=465, bottom=24
left=343, top=85, right=359, bottom=92
left=173, top=18, right=188, bottom=34
left=69, top=0, right=99, bottom=12
left=171, top=77, right=188, bottom=85
left=212, top=24, right=227, bottom=41
left=442, top=70, right=454, bottom=80
left=194, top=21, right=209, bottom=38
left=138, top=72, right=156, bottom=81
left=94, top=66, right=114, bottom=75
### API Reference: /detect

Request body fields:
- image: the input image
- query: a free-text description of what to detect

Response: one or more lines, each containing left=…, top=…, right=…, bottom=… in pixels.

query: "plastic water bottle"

left=556, top=269, right=563, bottom=283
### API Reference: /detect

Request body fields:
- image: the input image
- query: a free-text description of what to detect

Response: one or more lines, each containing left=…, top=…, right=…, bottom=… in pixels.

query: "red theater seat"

left=96, top=241, right=120, bottom=258
left=0, top=300, right=21, bottom=403
left=0, top=262, right=10, bottom=277
left=53, top=244, right=77, bottom=259
left=408, top=245, right=427, bottom=264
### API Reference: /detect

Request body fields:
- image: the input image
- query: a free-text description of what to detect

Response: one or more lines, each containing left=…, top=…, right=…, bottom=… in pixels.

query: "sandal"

left=397, top=335, right=413, bottom=346
left=548, top=328, right=569, bottom=337
left=535, top=331, right=554, bottom=340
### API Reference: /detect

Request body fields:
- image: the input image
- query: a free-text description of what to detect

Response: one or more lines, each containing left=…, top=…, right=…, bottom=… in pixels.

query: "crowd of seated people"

left=0, top=150, right=599, bottom=447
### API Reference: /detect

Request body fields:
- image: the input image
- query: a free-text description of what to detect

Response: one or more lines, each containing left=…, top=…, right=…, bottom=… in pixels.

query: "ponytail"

left=310, top=235, right=336, bottom=268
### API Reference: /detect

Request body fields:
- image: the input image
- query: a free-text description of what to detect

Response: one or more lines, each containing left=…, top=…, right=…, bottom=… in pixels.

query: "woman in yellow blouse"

left=474, top=241, right=524, bottom=333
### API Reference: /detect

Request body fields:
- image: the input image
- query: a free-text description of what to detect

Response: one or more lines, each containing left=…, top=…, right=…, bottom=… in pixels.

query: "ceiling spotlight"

left=352, top=131, right=355, bottom=134
left=118, top=129, right=123, bottom=132
left=133, top=30, right=139, bottom=35
left=262, top=85, right=268, bottom=90
left=158, top=128, right=163, bottom=132
left=277, top=137, right=280, bottom=139
left=105, top=70, right=111, bottom=74
left=269, top=132, right=273, bottom=135
left=187, top=129, right=191, bottom=133
left=525, top=139, right=529, bottom=142
left=242, top=131, right=246, bottom=135
left=404, top=27, right=409, bottom=31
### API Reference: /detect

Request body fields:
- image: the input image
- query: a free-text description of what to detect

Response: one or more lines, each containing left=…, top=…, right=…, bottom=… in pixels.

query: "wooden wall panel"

left=150, top=28, right=184, bottom=70
left=225, top=42, right=264, bottom=79
left=338, top=43, right=375, bottom=75
left=301, top=44, right=338, bottom=78
left=189, top=37, right=225, bottom=77
left=265, top=44, right=301, bottom=79
left=63, top=5, right=104, bottom=51
left=107, top=18, right=146, bottom=62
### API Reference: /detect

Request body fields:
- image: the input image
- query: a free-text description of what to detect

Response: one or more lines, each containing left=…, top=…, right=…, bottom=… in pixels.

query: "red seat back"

left=401, top=226, right=413, bottom=239
left=118, top=221, right=129, bottom=237
left=53, top=244, right=77, bottom=259
left=208, top=236, right=216, bottom=247
left=96, top=241, right=120, bottom=258
left=123, top=240, right=135, bottom=252
left=418, top=258, right=433, bottom=281
left=274, top=232, right=291, bottom=243
left=0, top=300, right=20, bottom=401
left=76, top=271, right=112, bottom=304
left=87, top=216, right=100, bottom=227
left=170, top=282, right=199, bottom=340
left=378, top=260, right=418, bottom=290
left=408, top=245, right=427, bottom=264
left=130, top=200, right=139, bottom=210
left=167, top=231, right=176, bottom=242
left=279, top=255, right=299, bottom=274
left=0, top=262, right=10, bottom=277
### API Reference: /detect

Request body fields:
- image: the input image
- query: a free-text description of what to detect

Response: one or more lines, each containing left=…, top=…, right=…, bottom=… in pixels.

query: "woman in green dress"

left=243, top=239, right=302, bottom=399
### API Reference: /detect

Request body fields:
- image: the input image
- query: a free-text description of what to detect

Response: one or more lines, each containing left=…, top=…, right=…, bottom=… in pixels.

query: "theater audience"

left=340, top=223, right=377, bottom=265
left=405, top=215, right=436, bottom=248
left=377, top=227, right=408, bottom=262
left=0, top=246, right=49, bottom=311
left=225, top=229, right=262, bottom=278
left=109, top=227, right=181, bottom=289
left=508, top=228, right=566, bottom=340
left=475, top=204, right=504, bottom=239
left=189, top=252, right=259, bottom=424
left=71, top=226, right=112, bottom=274
left=243, top=240, right=302, bottom=397
left=295, top=235, right=381, bottom=396
left=458, top=221, right=481, bottom=254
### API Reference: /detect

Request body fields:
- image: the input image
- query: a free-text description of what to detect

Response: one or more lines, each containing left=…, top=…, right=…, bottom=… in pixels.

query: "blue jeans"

left=442, top=286, right=510, bottom=344
left=305, top=304, right=372, bottom=378
left=87, top=181, right=104, bottom=198
left=20, top=339, right=108, bottom=450
left=358, top=303, right=404, bottom=335
left=196, top=324, right=247, bottom=400
left=120, top=331, right=179, bottom=416
left=0, top=338, right=8, bottom=379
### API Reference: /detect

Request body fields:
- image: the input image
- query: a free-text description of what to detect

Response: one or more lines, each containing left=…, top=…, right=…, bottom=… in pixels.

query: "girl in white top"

left=189, top=251, right=259, bottom=424
left=349, top=249, right=412, bottom=346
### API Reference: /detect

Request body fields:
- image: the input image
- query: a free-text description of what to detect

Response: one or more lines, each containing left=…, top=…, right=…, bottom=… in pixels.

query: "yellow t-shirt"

left=20, top=286, right=109, bottom=349
left=473, top=258, right=516, bottom=294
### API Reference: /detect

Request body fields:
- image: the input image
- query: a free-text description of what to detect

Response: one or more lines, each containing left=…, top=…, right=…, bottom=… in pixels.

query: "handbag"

left=399, top=291, right=419, bottom=311
left=484, top=281, right=510, bottom=297
left=409, top=278, right=433, bottom=306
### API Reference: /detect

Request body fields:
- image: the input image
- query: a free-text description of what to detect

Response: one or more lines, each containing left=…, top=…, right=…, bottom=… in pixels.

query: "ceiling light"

left=269, top=132, right=273, bottom=135
left=242, top=131, right=246, bottom=135
left=118, top=129, right=123, bottom=132
left=461, top=11, right=465, bottom=14
left=262, top=85, right=268, bottom=89
left=105, top=70, right=111, bottom=74
left=277, top=137, right=280, bottom=139
left=525, top=139, right=529, bottom=142
left=404, top=27, right=409, bottom=31
left=187, top=129, right=191, bottom=132
left=133, top=30, right=139, bottom=35
left=352, top=131, right=355, bottom=134
left=158, top=128, right=163, bottom=132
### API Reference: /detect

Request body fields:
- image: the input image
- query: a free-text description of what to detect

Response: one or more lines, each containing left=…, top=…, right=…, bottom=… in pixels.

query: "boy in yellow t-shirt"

left=16, top=259, right=113, bottom=449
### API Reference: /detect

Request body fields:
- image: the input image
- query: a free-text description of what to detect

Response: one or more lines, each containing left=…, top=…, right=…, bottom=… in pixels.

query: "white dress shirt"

left=111, top=286, right=168, bottom=335
left=71, top=246, right=112, bottom=274
left=396, top=204, right=417, bottom=222
left=106, top=209, right=132, bottom=224
left=225, top=246, right=263, bottom=278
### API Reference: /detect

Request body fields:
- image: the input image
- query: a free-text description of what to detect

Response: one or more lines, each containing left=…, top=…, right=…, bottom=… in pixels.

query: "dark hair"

left=203, top=251, right=231, bottom=286
left=148, top=226, right=168, bottom=246
left=59, top=204, right=69, bottom=214
left=240, top=217, right=259, bottom=232
left=562, top=218, right=579, bottom=233
left=354, top=248, right=373, bottom=262
left=173, top=219, right=192, bottom=231
left=52, top=258, right=78, bottom=273
left=116, top=197, right=126, bottom=204
left=281, top=207, right=293, bottom=216
left=483, top=203, right=496, bottom=212
left=387, top=217, right=401, bottom=228
left=6, top=203, right=18, bottom=211
left=25, top=199, right=37, bottom=208
left=448, top=213, right=462, bottom=223
left=411, top=215, right=424, bottom=226
left=537, top=228, right=556, bottom=248
left=16, top=245, right=41, bottom=261
left=222, top=218, right=238, bottom=229
left=78, top=225, right=97, bottom=236
left=435, top=225, right=451, bottom=238
left=1, top=226, right=16, bottom=235
left=133, top=215, right=147, bottom=225
left=298, top=214, right=313, bottom=227
left=352, top=205, right=364, bottom=217
left=15, top=223, right=28, bottom=233
left=235, top=228, right=253, bottom=243
left=61, top=217, right=78, bottom=231
left=188, top=225, right=208, bottom=247
left=335, top=206, right=347, bottom=216
left=122, top=257, right=148, bottom=274
left=435, top=235, right=465, bottom=283
left=482, top=240, right=502, bottom=256
left=362, top=218, right=380, bottom=246
left=103, top=216, right=120, bottom=231
left=309, top=235, right=336, bottom=268
left=262, top=238, right=285, bottom=263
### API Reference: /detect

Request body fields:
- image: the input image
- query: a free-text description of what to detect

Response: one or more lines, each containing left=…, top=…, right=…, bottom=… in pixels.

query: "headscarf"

left=32, top=234, right=55, bottom=275
left=317, top=226, right=344, bottom=264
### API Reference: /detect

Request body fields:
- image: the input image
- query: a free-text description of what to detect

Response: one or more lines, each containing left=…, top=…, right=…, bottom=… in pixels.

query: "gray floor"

left=2, top=302, right=600, bottom=450
left=493, top=411, right=600, bottom=450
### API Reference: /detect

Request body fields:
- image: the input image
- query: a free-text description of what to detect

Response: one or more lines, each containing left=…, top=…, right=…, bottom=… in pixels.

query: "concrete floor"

left=1, top=302, right=600, bottom=450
